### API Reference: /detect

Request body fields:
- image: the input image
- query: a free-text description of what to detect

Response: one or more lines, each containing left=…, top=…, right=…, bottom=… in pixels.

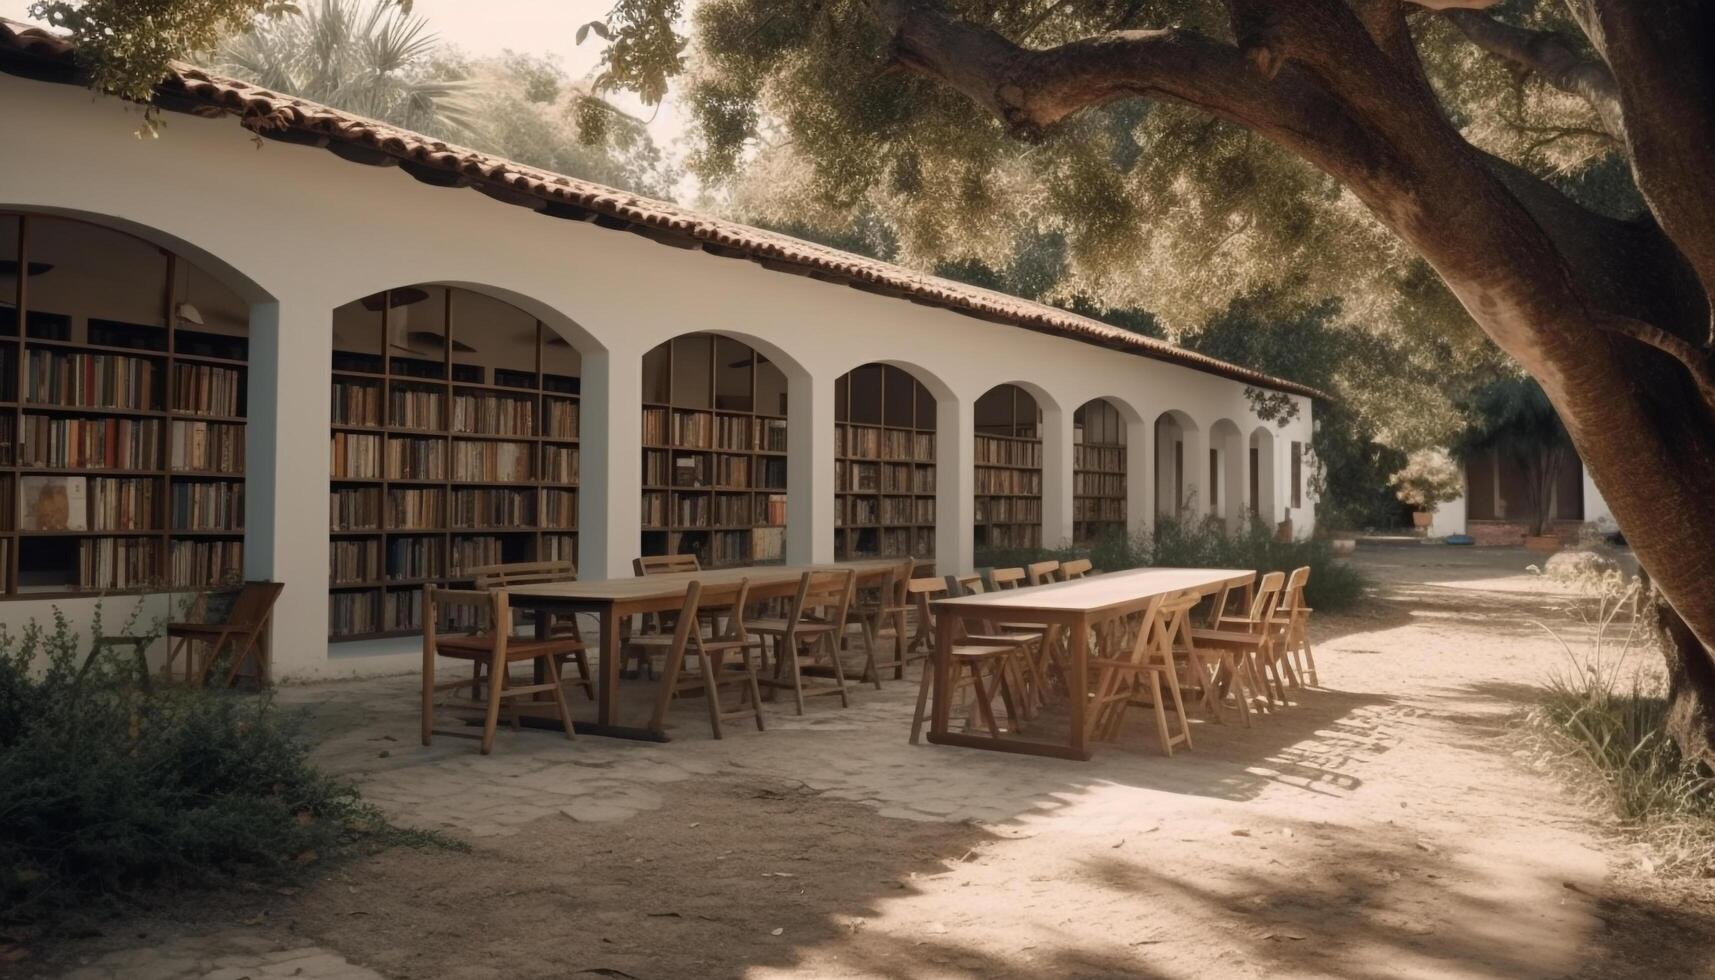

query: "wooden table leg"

left=1067, top=614, right=1089, bottom=758
left=598, top=605, right=621, bottom=727
left=930, top=609, right=955, bottom=738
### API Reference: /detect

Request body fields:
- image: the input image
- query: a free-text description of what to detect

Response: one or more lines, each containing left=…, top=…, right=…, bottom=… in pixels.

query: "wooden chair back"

left=635, top=554, right=701, bottom=576
left=801, top=568, right=857, bottom=629
left=224, top=581, right=285, bottom=629
left=470, top=560, right=576, bottom=589
left=1283, top=565, right=1311, bottom=612
left=1236, top=570, right=1287, bottom=623
left=991, top=567, right=1027, bottom=590
left=907, top=576, right=948, bottom=645
left=424, top=586, right=504, bottom=651
left=1026, top=560, right=1061, bottom=585
left=1058, top=558, right=1094, bottom=580
left=699, top=577, right=753, bottom=645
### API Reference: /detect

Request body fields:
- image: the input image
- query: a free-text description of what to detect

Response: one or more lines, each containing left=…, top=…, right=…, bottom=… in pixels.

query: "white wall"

left=0, top=75, right=1315, bottom=679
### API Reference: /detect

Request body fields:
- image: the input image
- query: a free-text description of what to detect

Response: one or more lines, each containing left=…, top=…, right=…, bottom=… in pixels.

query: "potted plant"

left=1389, top=449, right=1462, bottom=534
left=1454, top=378, right=1574, bottom=554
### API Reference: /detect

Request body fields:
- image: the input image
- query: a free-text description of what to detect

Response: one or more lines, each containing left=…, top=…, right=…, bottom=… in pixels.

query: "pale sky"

left=1, top=1, right=696, bottom=194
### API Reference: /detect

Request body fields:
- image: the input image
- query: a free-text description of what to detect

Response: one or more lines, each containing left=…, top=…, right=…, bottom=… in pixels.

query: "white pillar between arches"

left=1181, top=425, right=1209, bottom=520
left=245, top=297, right=331, bottom=677
left=937, top=396, right=974, bottom=574
left=1042, top=405, right=1075, bottom=548
left=578, top=344, right=641, bottom=580
left=787, top=370, right=834, bottom=564
left=1126, top=416, right=1153, bottom=538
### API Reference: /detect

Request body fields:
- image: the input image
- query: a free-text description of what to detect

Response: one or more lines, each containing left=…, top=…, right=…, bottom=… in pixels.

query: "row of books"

left=837, top=495, right=935, bottom=527
left=977, top=524, right=1042, bottom=550
left=545, top=397, right=578, bottom=440
left=836, top=425, right=934, bottom=461
left=543, top=489, right=577, bottom=529
left=450, top=391, right=534, bottom=436
left=170, top=421, right=245, bottom=473
left=390, top=437, right=448, bottom=481
left=1074, top=444, right=1125, bottom=473
left=388, top=536, right=443, bottom=579
left=544, top=446, right=579, bottom=482
left=87, top=477, right=156, bottom=531
left=330, top=538, right=383, bottom=584
left=387, top=487, right=441, bottom=528
left=975, top=497, right=1043, bottom=524
left=1074, top=472, right=1126, bottom=497
left=16, top=416, right=160, bottom=470
left=838, top=461, right=937, bottom=494
left=1074, top=498, right=1126, bottom=521
left=332, top=379, right=383, bottom=426
left=171, top=481, right=243, bottom=531
left=331, top=432, right=382, bottom=480
left=78, top=536, right=158, bottom=591
left=26, top=351, right=158, bottom=410
left=836, top=526, right=933, bottom=561
left=641, top=408, right=787, bottom=452
left=170, top=363, right=243, bottom=417
left=169, top=539, right=242, bottom=589
left=330, top=486, right=582, bottom=532
left=390, top=384, right=444, bottom=429
left=975, top=434, right=1042, bottom=468
left=329, top=590, right=384, bottom=637
left=450, top=440, right=532, bottom=482
left=975, top=467, right=1043, bottom=495
left=449, top=488, right=534, bottom=528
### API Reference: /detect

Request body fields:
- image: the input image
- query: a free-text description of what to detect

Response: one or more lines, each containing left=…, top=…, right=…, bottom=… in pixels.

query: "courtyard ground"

left=15, top=545, right=1715, bottom=979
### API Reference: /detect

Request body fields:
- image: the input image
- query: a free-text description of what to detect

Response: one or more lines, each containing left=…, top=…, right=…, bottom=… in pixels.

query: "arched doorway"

left=639, top=332, right=788, bottom=568
left=328, top=284, right=581, bottom=640
left=1073, top=397, right=1128, bottom=543
left=1153, top=410, right=1200, bottom=526
left=1249, top=426, right=1278, bottom=526
left=833, top=362, right=938, bottom=560
left=974, top=383, right=1044, bottom=551
left=1210, top=418, right=1245, bottom=529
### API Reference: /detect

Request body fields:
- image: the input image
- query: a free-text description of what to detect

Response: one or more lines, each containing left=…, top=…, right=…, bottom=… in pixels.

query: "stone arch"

left=1249, top=425, right=1279, bottom=526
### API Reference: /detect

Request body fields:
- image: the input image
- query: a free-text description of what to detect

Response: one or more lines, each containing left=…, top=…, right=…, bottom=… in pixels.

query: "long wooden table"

left=504, top=560, right=900, bottom=741
left=929, top=567, right=1255, bottom=761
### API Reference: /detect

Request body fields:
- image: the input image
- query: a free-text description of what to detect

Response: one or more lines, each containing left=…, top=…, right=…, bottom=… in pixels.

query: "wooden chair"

left=420, top=586, right=577, bottom=755
left=639, top=579, right=768, bottom=739
left=629, top=553, right=705, bottom=678
left=845, top=557, right=915, bottom=687
left=952, top=575, right=1052, bottom=716
left=1193, top=571, right=1290, bottom=711
left=158, top=581, right=284, bottom=688
left=1026, top=559, right=1061, bottom=585
left=1281, top=565, right=1317, bottom=686
left=1058, top=558, right=1095, bottom=581
left=905, top=575, right=948, bottom=661
left=908, top=577, right=1031, bottom=744
left=1087, top=592, right=1195, bottom=754
left=752, top=569, right=857, bottom=714
left=990, top=567, right=1027, bottom=590
left=470, top=560, right=595, bottom=702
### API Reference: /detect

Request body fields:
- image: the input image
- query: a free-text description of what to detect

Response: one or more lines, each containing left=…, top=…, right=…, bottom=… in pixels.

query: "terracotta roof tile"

left=0, top=18, right=1326, bottom=400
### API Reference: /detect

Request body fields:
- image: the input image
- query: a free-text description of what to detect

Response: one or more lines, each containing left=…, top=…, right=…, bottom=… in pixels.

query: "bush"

left=0, top=605, right=442, bottom=927
left=974, top=516, right=1367, bottom=612
left=1528, top=582, right=1715, bottom=876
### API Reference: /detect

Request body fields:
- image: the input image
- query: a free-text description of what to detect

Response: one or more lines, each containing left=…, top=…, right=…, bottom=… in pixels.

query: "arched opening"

left=1073, top=397, right=1129, bottom=544
left=1, top=211, right=253, bottom=597
left=639, top=332, right=787, bottom=568
left=974, top=383, right=1043, bottom=552
left=1209, top=418, right=1245, bottom=529
left=328, top=284, right=580, bottom=640
left=1153, top=410, right=1200, bottom=526
left=833, top=362, right=937, bottom=560
left=1249, top=426, right=1278, bottom=526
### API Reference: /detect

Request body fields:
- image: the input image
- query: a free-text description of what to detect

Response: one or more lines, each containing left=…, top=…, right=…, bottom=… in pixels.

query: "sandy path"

left=22, top=547, right=1715, bottom=979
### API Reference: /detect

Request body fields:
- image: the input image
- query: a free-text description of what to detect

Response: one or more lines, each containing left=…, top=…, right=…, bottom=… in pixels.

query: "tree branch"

left=1444, top=9, right=1625, bottom=141
left=1596, top=315, right=1715, bottom=407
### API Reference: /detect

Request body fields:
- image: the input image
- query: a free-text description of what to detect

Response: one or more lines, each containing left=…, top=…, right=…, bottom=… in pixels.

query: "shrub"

left=1528, top=582, right=1715, bottom=876
left=0, top=605, right=444, bottom=927
left=975, top=517, right=1367, bottom=612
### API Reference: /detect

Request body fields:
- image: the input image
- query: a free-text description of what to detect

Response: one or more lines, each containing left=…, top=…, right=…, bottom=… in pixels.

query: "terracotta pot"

left=1411, top=510, right=1433, bottom=529
left=1523, top=534, right=1561, bottom=554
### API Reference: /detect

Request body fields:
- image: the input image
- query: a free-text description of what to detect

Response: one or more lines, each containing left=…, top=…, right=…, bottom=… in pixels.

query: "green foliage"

left=0, top=605, right=451, bottom=927
left=1389, top=449, right=1464, bottom=511
left=974, top=517, right=1366, bottom=613
left=1528, top=584, right=1715, bottom=875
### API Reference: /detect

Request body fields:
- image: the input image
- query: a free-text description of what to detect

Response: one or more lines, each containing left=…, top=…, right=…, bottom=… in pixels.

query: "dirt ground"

left=16, top=545, right=1715, bottom=979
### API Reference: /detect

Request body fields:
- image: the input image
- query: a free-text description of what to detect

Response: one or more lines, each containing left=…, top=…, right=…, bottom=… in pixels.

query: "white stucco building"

left=0, top=20, right=1318, bottom=680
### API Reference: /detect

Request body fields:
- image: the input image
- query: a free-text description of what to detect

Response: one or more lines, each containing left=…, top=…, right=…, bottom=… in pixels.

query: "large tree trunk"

left=1649, top=574, right=1715, bottom=770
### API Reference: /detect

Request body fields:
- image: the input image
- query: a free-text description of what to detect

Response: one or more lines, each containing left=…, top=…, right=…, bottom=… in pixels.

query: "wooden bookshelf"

left=834, top=363, right=936, bottom=560
left=639, top=333, right=787, bottom=568
left=973, top=384, right=1043, bottom=551
left=0, top=212, right=248, bottom=598
left=1073, top=398, right=1127, bottom=542
left=329, top=286, right=579, bottom=641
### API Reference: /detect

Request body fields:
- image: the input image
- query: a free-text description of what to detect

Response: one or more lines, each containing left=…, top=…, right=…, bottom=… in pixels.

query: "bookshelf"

left=973, top=384, right=1043, bottom=551
left=640, top=332, right=787, bottom=568
left=1073, top=398, right=1127, bottom=542
left=0, top=213, right=249, bottom=598
left=834, top=363, right=936, bottom=560
left=329, top=286, right=580, bottom=641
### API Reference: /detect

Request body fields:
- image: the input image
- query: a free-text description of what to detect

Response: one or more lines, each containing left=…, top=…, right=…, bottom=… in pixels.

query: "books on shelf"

left=643, top=449, right=669, bottom=486
left=167, top=542, right=241, bottom=586
left=0, top=415, right=13, bottom=466
left=642, top=407, right=669, bottom=445
left=450, top=439, right=531, bottom=482
left=673, top=453, right=705, bottom=487
left=545, top=397, right=579, bottom=439
left=542, top=534, right=576, bottom=562
left=544, top=489, right=577, bottom=529
left=389, top=382, right=445, bottom=429
left=329, top=590, right=384, bottom=638
left=975, top=434, right=1041, bottom=468
left=331, top=432, right=382, bottom=479
left=543, top=445, right=579, bottom=483
left=79, top=536, right=160, bottom=591
left=385, top=589, right=422, bottom=631
left=169, top=420, right=245, bottom=473
left=712, top=454, right=750, bottom=488
left=975, top=467, right=1043, bottom=495
left=450, top=488, right=534, bottom=528
left=387, top=536, right=443, bottom=579
left=1073, top=472, right=1126, bottom=497
left=450, top=390, right=534, bottom=435
left=330, top=538, right=383, bottom=585
left=714, top=414, right=751, bottom=451
left=1074, top=444, right=1124, bottom=473
left=330, top=487, right=381, bottom=530
left=171, top=480, right=242, bottom=531
left=760, top=493, right=786, bottom=526
left=26, top=350, right=159, bottom=410
left=758, top=458, right=786, bottom=490
left=756, top=418, right=787, bottom=452
left=751, top=526, right=785, bottom=563
left=20, top=416, right=162, bottom=470
left=642, top=491, right=668, bottom=529
left=387, top=437, right=448, bottom=481
left=448, top=536, right=504, bottom=576
left=712, top=492, right=751, bottom=526
left=332, top=379, right=382, bottom=426
left=169, top=362, right=243, bottom=416
left=386, top=487, right=445, bottom=529
left=671, top=410, right=712, bottom=448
